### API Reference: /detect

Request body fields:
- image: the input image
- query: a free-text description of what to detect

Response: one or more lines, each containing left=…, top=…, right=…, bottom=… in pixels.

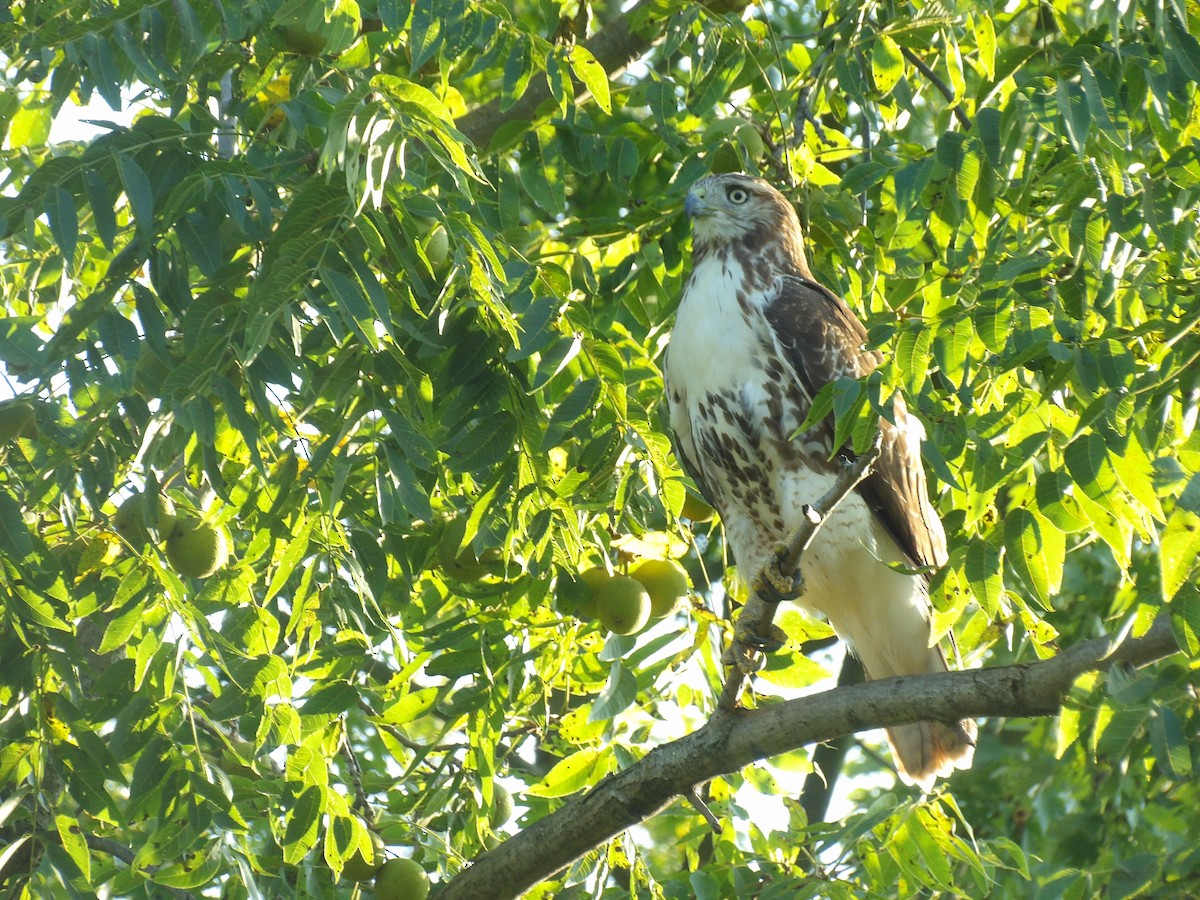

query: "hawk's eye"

left=727, top=187, right=749, bottom=204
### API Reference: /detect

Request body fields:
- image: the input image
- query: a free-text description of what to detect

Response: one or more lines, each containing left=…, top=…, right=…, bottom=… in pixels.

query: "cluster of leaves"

left=0, top=0, right=1197, bottom=897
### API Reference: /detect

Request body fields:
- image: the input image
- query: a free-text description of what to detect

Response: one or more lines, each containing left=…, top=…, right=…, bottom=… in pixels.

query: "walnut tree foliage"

left=0, top=0, right=1198, bottom=897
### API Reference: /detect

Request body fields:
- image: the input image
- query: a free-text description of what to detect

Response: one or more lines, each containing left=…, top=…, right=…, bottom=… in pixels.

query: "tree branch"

left=899, top=46, right=972, bottom=130
left=435, top=616, right=1180, bottom=899
left=455, top=0, right=753, bottom=151
left=720, top=432, right=883, bottom=694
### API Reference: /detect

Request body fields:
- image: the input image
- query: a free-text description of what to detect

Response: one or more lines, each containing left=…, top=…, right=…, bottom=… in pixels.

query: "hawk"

left=664, top=172, right=976, bottom=789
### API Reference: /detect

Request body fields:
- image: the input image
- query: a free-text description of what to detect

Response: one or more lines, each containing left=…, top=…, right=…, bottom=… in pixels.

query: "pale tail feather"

left=820, top=564, right=977, bottom=791
left=888, top=718, right=977, bottom=792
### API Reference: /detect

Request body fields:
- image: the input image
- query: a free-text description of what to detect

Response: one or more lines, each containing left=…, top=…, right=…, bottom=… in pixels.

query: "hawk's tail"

left=834, top=597, right=977, bottom=791
left=887, top=718, right=977, bottom=792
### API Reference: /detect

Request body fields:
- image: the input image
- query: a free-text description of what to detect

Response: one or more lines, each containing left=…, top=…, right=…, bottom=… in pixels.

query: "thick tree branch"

left=435, top=616, right=1180, bottom=899
left=456, top=0, right=753, bottom=150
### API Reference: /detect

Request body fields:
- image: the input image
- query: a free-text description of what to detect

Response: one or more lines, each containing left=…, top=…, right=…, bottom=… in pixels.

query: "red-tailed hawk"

left=665, top=172, right=975, bottom=789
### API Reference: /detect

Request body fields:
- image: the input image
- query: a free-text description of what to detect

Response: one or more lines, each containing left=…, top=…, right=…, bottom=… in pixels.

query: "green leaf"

left=283, top=785, right=324, bottom=865
left=871, top=34, right=904, bottom=97
left=541, top=378, right=600, bottom=451
left=98, top=597, right=149, bottom=654
left=569, top=45, right=612, bottom=115
left=55, top=814, right=91, bottom=882
left=287, top=745, right=329, bottom=788
left=525, top=747, right=613, bottom=798
left=113, top=152, right=155, bottom=236
left=1056, top=79, right=1090, bottom=154
left=1064, top=432, right=1113, bottom=498
left=0, top=488, right=33, bottom=560
left=10, top=103, right=51, bottom=148
left=1004, top=507, right=1064, bottom=608
left=1170, top=584, right=1200, bottom=658
left=840, top=161, right=889, bottom=194
left=378, top=687, right=440, bottom=726
left=409, top=0, right=444, bottom=71
left=1035, top=471, right=1091, bottom=533
left=964, top=539, right=1003, bottom=617
left=758, top=651, right=830, bottom=689
left=301, top=682, right=359, bottom=717
left=265, top=517, right=314, bottom=603
left=1149, top=705, right=1191, bottom=779
left=1160, top=510, right=1200, bottom=602
left=589, top=661, right=638, bottom=722
left=43, top=185, right=78, bottom=263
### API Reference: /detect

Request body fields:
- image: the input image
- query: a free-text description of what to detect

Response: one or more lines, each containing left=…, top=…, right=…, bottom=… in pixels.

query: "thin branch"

left=684, top=786, right=722, bottom=833
left=434, top=616, right=1180, bottom=899
left=781, top=435, right=883, bottom=577
left=899, top=45, right=972, bottom=130
left=455, top=0, right=754, bottom=150
left=719, top=432, right=884, bottom=705
left=341, top=720, right=377, bottom=829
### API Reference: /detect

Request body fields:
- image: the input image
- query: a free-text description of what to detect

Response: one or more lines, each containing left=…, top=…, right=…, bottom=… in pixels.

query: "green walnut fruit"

left=165, top=517, right=229, bottom=578
left=680, top=492, right=716, bottom=523
left=424, top=224, right=450, bottom=271
left=342, top=830, right=385, bottom=882
left=490, top=784, right=513, bottom=828
left=113, top=493, right=178, bottom=546
left=282, top=22, right=329, bottom=55
left=374, top=857, right=430, bottom=900
left=631, top=559, right=690, bottom=618
left=574, top=565, right=612, bottom=618
left=436, top=516, right=487, bottom=581
left=595, top=575, right=651, bottom=635
left=0, top=400, right=37, bottom=442
left=709, top=142, right=742, bottom=174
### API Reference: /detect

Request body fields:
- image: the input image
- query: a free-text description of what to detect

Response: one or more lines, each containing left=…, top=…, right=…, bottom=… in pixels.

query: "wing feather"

left=763, top=275, right=947, bottom=569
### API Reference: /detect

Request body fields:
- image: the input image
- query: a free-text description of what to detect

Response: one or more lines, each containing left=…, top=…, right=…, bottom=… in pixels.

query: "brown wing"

left=763, top=275, right=948, bottom=570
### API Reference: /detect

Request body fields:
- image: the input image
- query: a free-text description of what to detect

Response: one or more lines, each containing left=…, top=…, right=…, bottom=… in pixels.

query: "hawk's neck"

left=691, top=237, right=810, bottom=290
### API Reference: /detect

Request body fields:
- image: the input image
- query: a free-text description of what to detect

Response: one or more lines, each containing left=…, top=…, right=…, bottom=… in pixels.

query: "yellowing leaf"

left=569, top=45, right=612, bottom=115
left=973, top=13, right=996, bottom=81
left=1004, top=508, right=1065, bottom=608
left=1160, top=509, right=1200, bottom=602
left=872, top=34, right=905, bottom=96
left=525, top=747, right=612, bottom=798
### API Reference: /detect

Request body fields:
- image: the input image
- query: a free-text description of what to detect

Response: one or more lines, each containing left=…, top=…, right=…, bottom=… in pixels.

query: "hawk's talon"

left=742, top=624, right=788, bottom=653
left=721, top=642, right=764, bottom=673
left=753, top=552, right=804, bottom=604
left=726, top=591, right=789, bottom=672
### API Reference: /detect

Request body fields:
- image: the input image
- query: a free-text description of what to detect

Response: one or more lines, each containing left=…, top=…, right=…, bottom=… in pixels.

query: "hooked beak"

left=684, top=190, right=706, bottom=218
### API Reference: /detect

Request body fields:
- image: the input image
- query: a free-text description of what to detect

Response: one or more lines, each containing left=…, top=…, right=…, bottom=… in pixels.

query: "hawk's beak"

left=685, top=190, right=706, bottom=218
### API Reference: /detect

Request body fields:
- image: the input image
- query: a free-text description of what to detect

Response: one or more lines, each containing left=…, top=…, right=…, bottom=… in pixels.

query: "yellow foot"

left=722, top=594, right=790, bottom=673
left=754, top=548, right=804, bottom=604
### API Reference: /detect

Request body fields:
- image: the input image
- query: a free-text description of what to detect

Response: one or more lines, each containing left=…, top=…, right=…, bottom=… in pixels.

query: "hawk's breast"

left=665, top=254, right=882, bottom=607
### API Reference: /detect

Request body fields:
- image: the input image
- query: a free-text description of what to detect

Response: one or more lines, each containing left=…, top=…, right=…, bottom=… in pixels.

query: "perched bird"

left=664, top=172, right=975, bottom=789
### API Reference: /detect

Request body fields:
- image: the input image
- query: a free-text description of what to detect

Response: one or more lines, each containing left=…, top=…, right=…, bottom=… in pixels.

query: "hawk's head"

left=684, top=173, right=811, bottom=277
